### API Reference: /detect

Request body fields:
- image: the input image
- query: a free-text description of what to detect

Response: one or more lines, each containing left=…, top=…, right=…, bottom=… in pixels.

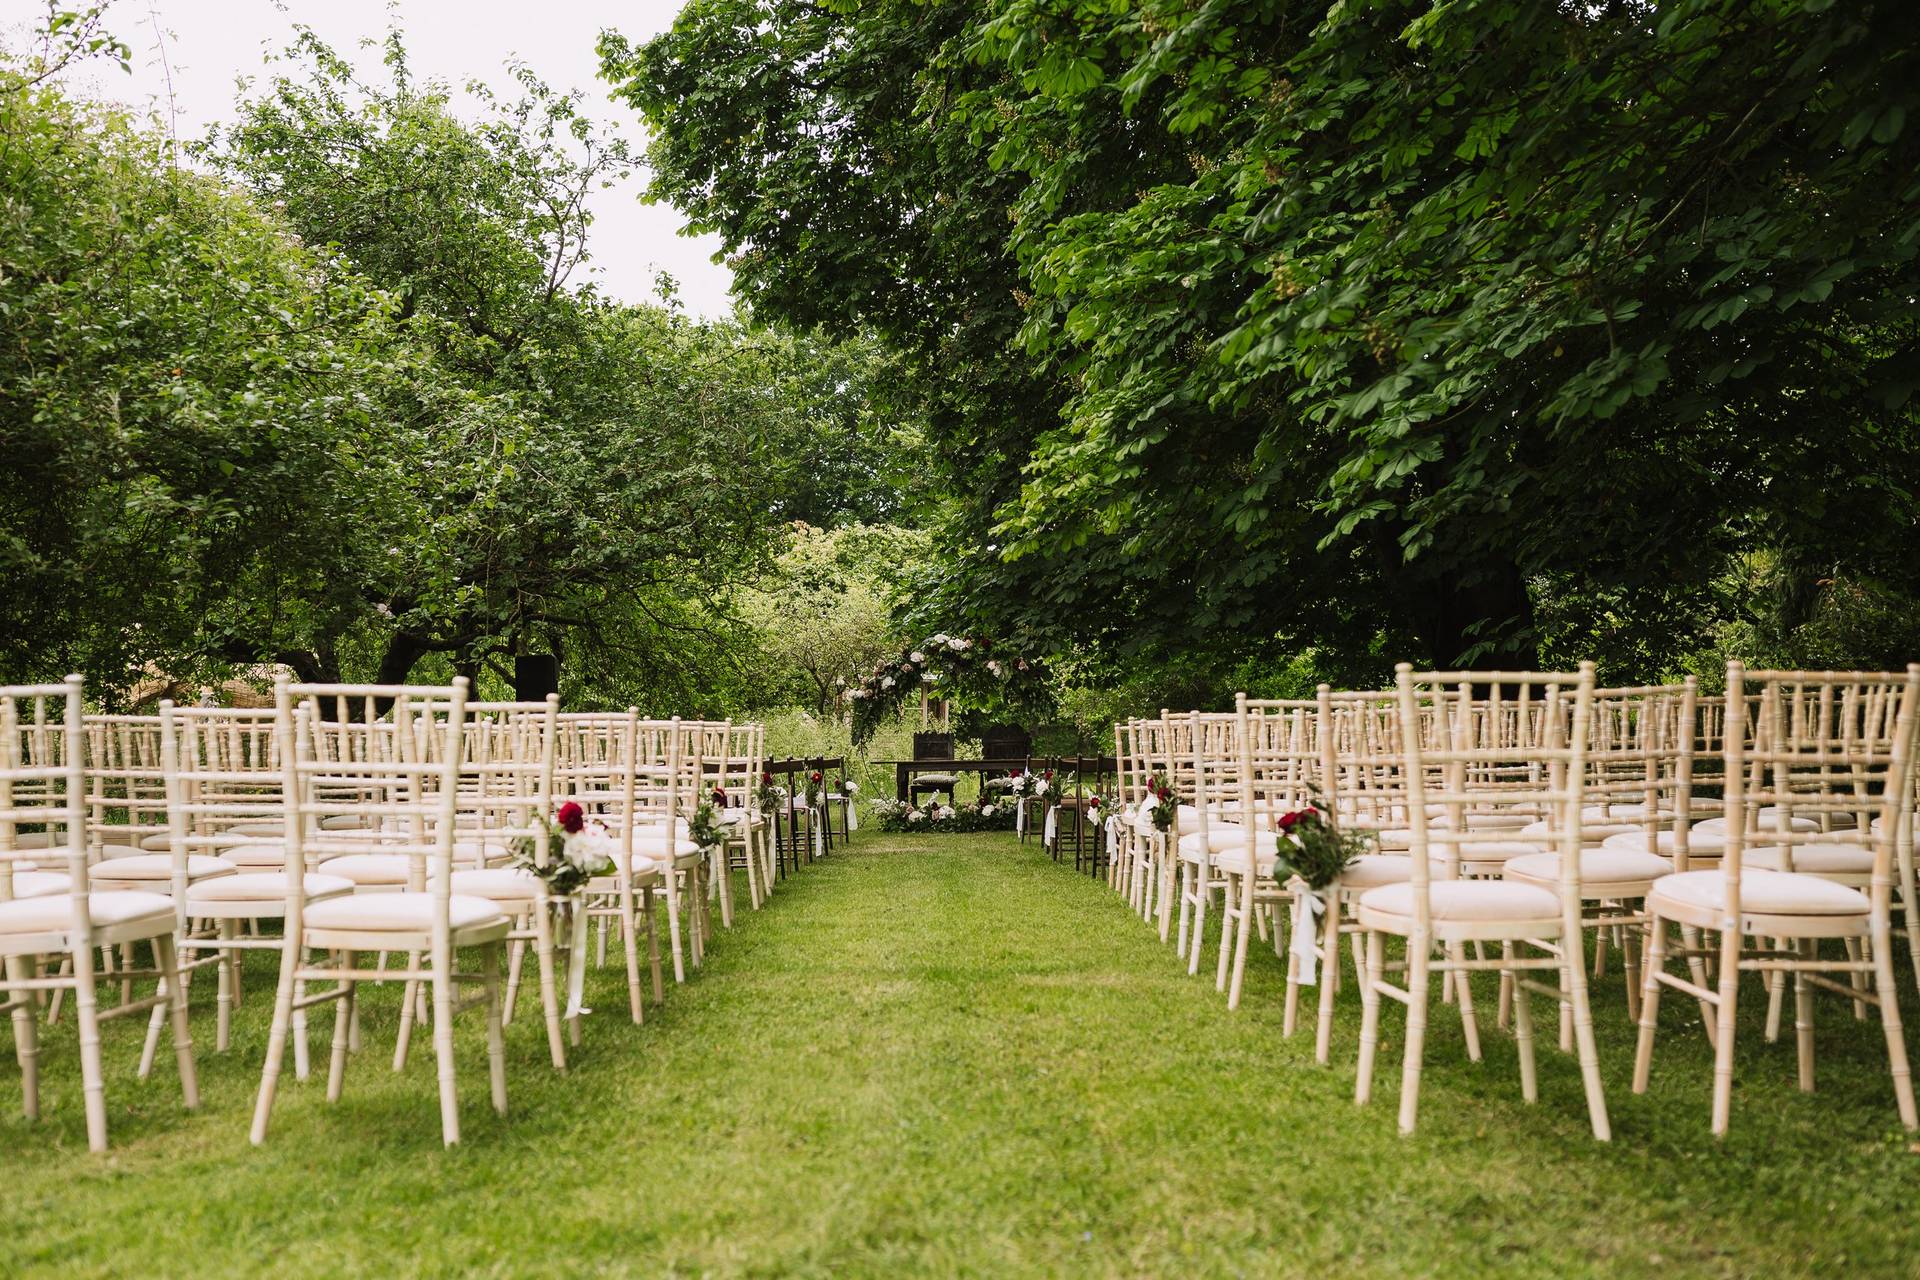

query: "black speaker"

left=514, top=654, right=559, bottom=703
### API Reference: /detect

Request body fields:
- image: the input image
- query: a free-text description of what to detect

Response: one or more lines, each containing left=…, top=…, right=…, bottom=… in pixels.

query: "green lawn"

left=5, top=832, right=1920, bottom=1277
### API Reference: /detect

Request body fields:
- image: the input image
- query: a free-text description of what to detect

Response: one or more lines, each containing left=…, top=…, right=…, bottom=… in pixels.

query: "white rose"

left=881, top=676, right=895, bottom=689
left=907, top=810, right=924, bottom=823
left=930, top=633, right=949, bottom=645
left=947, top=638, right=965, bottom=651
left=981, top=804, right=996, bottom=817
left=846, top=781, right=859, bottom=794
left=909, top=651, right=926, bottom=664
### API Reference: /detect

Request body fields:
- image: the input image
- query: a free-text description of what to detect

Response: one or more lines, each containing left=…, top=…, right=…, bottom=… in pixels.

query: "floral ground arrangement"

left=6, top=830, right=1918, bottom=1278
left=869, top=795, right=1016, bottom=833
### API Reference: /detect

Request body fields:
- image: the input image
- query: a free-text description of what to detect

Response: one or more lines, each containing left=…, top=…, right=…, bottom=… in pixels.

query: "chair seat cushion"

left=450, top=868, right=544, bottom=901
left=1504, top=848, right=1672, bottom=892
left=1177, top=827, right=1280, bottom=859
left=1519, top=819, right=1643, bottom=842
left=1741, top=844, right=1874, bottom=876
left=304, top=892, right=507, bottom=933
left=320, top=853, right=412, bottom=886
left=1359, top=880, right=1561, bottom=924
left=210, top=840, right=297, bottom=869
left=628, top=836, right=703, bottom=859
left=187, top=872, right=353, bottom=905
left=1649, top=868, right=1868, bottom=917
left=1583, top=803, right=1671, bottom=822
left=1337, top=854, right=1443, bottom=889
left=910, top=774, right=960, bottom=787
left=92, top=853, right=236, bottom=883
left=1695, top=814, right=1819, bottom=835
left=1602, top=828, right=1729, bottom=859
left=8, top=870, right=71, bottom=899
left=0, top=890, right=173, bottom=934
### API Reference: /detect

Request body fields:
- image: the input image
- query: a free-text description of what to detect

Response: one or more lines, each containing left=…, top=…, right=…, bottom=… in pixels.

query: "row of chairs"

left=0, top=675, right=805, bottom=1152
left=1104, top=662, right=1920, bottom=1139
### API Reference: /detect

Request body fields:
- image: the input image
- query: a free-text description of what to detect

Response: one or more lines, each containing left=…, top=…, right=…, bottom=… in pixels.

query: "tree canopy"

left=609, top=0, right=1920, bottom=689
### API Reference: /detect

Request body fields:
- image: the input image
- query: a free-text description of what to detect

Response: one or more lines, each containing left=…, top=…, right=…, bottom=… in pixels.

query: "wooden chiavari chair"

left=1174, top=711, right=1270, bottom=977
left=0, top=677, right=198, bottom=1152
left=251, top=676, right=512, bottom=1147
left=1355, top=662, right=1611, bottom=1139
left=1633, top=663, right=1920, bottom=1135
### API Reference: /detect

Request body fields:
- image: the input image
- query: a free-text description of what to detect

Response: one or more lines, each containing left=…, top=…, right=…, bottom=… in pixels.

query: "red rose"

left=811, top=770, right=823, bottom=783
left=1277, top=807, right=1318, bottom=833
left=555, top=801, right=584, bottom=834
left=712, top=786, right=728, bottom=808
left=761, top=771, right=773, bottom=785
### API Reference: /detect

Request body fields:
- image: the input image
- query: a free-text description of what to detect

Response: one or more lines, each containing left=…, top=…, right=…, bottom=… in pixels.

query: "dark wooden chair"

left=909, top=731, right=959, bottom=806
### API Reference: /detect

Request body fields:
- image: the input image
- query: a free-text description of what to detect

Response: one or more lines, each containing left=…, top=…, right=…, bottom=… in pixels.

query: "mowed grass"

left=5, top=831, right=1920, bottom=1277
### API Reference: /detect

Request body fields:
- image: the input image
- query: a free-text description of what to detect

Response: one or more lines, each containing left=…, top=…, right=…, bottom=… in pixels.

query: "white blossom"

left=909, top=651, right=927, bottom=664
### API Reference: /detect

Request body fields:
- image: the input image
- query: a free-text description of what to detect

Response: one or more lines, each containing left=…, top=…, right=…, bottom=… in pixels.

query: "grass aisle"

left=5, top=832, right=1920, bottom=1277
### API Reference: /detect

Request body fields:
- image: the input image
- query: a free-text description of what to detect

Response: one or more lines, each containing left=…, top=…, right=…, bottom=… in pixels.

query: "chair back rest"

left=1395, top=664, right=1596, bottom=926
left=0, top=678, right=91, bottom=929
left=276, top=677, right=469, bottom=930
left=1722, top=663, right=1920, bottom=915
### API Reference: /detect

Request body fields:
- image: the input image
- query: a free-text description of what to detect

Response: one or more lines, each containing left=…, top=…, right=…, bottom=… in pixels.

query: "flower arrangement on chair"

left=1144, top=772, right=1176, bottom=833
left=755, top=770, right=786, bottom=814
left=688, top=799, right=726, bottom=854
left=509, top=801, right=617, bottom=899
left=800, top=770, right=826, bottom=812
left=1267, top=792, right=1368, bottom=987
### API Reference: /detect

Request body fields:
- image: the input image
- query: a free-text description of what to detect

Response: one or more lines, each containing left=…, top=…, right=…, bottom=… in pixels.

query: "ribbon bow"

left=1286, top=874, right=1326, bottom=987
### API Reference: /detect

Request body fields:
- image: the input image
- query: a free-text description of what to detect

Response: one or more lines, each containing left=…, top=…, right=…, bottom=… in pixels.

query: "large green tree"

left=613, top=0, right=1920, bottom=676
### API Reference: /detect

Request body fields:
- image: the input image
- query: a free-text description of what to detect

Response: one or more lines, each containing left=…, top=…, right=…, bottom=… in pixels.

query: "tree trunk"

left=1404, top=555, right=1538, bottom=671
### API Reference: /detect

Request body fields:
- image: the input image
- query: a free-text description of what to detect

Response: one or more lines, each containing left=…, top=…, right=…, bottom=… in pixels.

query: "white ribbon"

left=1104, top=814, right=1123, bottom=850
left=1016, top=798, right=1028, bottom=836
left=564, top=899, right=592, bottom=1019
left=846, top=798, right=859, bottom=832
left=813, top=807, right=825, bottom=858
left=1043, top=805, right=1058, bottom=845
left=1286, top=875, right=1326, bottom=987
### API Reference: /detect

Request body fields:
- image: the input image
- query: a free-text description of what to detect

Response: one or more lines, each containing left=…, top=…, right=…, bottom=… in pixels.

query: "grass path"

left=5, top=831, right=1920, bottom=1277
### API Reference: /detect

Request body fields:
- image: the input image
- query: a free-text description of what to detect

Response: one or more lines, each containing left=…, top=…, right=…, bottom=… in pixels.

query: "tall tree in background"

left=613, top=0, right=1920, bottom=675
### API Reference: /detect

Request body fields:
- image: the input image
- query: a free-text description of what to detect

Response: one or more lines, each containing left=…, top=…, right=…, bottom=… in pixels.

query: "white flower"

left=842, top=690, right=857, bottom=703
left=846, top=781, right=860, bottom=794
left=981, top=803, right=996, bottom=817
left=881, top=676, right=895, bottom=690
left=930, top=633, right=950, bottom=646
left=921, top=671, right=937, bottom=684
left=1034, top=779, right=1051, bottom=797
left=947, top=637, right=965, bottom=651
left=909, top=651, right=926, bottom=664
left=907, top=810, right=925, bottom=823
left=563, top=826, right=617, bottom=875
left=986, top=659, right=1003, bottom=677
left=374, top=602, right=394, bottom=618
left=935, top=805, right=954, bottom=820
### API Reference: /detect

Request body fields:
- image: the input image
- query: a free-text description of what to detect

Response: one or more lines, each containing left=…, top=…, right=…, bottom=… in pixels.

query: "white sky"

left=30, top=0, right=736, bottom=317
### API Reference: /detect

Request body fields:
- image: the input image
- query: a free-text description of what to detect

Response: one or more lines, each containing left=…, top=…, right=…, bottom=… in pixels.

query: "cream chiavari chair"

left=454, top=697, right=577, bottom=1070
left=1355, top=662, right=1611, bottom=1139
left=1500, top=683, right=1693, bottom=1028
left=1210, top=700, right=1310, bottom=1009
left=641, top=718, right=710, bottom=966
left=1119, top=718, right=1157, bottom=916
left=0, top=677, right=198, bottom=1152
left=1107, top=719, right=1137, bottom=899
left=686, top=719, right=738, bottom=929
left=561, top=710, right=670, bottom=1015
left=1173, top=710, right=1262, bottom=976
left=714, top=722, right=770, bottom=908
left=1633, top=663, right=1920, bottom=1135
left=139, top=701, right=353, bottom=1076
left=1265, top=687, right=1453, bottom=1061
left=251, top=676, right=512, bottom=1147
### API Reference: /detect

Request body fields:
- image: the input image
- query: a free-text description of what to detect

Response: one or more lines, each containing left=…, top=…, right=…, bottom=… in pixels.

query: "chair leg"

left=393, top=953, right=422, bottom=1072
left=1398, top=939, right=1431, bottom=1135
left=503, top=937, right=527, bottom=1024
left=1870, top=920, right=1919, bottom=1129
left=1449, top=943, right=1481, bottom=1063
left=328, top=953, right=355, bottom=1102
left=1314, top=898, right=1343, bottom=1065
left=1632, top=917, right=1666, bottom=1094
left=431, top=945, right=460, bottom=1147
left=154, top=933, right=199, bottom=1110
left=534, top=905, right=566, bottom=1069
left=1709, top=925, right=1742, bottom=1137
left=1509, top=943, right=1538, bottom=1103
left=250, top=935, right=302, bottom=1146
left=644, top=887, right=664, bottom=1007
left=1794, top=937, right=1817, bottom=1093
left=1565, top=935, right=1611, bottom=1141
left=620, top=886, right=645, bottom=1023
left=217, top=921, right=237, bottom=1050
left=485, top=942, right=508, bottom=1117
left=1355, top=930, right=1384, bottom=1108
left=5, top=955, right=40, bottom=1121
left=1765, top=936, right=1788, bottom=1043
